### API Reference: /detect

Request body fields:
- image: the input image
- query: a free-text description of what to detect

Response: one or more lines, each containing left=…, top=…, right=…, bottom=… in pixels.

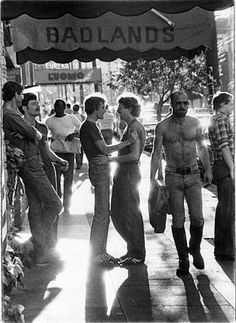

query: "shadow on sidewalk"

left=12, top=262, right=64, bottom=322
left=110, top=264, right=153, bottom=322
left=180, top=274, right=230, bottom=323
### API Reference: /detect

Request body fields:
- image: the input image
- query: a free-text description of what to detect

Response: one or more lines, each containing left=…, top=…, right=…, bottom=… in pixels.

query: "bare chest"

left=164, top=123, right=197, bottom=144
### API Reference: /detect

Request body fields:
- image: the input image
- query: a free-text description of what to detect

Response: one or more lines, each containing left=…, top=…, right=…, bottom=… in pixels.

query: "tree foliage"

left=108, top=53, right=208, bottom=118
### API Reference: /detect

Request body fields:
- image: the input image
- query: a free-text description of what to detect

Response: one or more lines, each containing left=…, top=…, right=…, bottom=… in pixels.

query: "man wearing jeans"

left=150, top=90, right=212, bottom=276
left=2, top=81, right=62, bottom=266
left=80, top=94, right=137, bottom=266
left=208, top=92, right=234, bottom=261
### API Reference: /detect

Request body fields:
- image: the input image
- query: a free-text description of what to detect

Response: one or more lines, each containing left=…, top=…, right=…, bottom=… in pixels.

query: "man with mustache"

left=150, top=90, right=212, bottom=276
left=20, top=93, right=68, bottom=255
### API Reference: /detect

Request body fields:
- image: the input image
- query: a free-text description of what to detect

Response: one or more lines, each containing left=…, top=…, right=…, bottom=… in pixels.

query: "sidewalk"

left=10, top=154, right=235, bottom=322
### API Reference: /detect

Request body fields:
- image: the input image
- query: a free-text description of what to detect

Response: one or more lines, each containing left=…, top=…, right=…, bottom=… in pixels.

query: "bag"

left=148, top=180, right=170, bottom=233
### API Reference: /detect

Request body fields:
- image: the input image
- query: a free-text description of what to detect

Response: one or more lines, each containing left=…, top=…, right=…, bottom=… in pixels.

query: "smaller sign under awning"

left=35, top=68, right=102, bottom=84
left=10, top=7, right=215, bottom=63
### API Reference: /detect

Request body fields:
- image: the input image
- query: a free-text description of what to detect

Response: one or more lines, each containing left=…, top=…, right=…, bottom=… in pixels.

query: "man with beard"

left=150, top=90, right=212, bottom=276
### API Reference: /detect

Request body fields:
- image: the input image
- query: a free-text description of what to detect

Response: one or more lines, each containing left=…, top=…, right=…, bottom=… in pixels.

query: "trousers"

left=19, top=155, right=62, bottom=256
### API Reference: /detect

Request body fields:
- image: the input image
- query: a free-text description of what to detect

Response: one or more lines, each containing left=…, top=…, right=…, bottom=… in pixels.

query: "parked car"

left=143, top=123, right=156, bottom=153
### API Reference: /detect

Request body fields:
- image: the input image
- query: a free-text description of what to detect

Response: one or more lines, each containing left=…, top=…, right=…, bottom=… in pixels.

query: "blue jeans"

left=111, top=164, right=146, bottom=260
left=165, top=171, right=203, bottom=228
left=213, top=160, right=235, bottom=257
left=19, top=155, right=62, bottom=256
left=89, top=163, right=110, bottom=257
left=55, top=153, right=74, bottom=208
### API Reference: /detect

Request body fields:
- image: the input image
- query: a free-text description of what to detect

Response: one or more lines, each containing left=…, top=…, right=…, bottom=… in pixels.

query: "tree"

left=108, top=53, right=208, bottom=120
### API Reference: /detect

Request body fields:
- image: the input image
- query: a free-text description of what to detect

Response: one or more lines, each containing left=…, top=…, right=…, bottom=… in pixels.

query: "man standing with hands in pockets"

left=150, top=90, right=212, bottom=276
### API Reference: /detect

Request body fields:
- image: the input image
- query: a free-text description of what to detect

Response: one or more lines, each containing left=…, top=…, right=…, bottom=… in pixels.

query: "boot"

left=172, top=226, right=189, bottom=276
left=189, top=224, right=204, bottom=269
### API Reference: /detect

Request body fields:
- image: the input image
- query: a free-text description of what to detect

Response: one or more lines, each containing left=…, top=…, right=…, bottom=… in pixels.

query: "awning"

left=9, top=7, right=216, bottom=63
left=1, top=0, right=234, bottom=20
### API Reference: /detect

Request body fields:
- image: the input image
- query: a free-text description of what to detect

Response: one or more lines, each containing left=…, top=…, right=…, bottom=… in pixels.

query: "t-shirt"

left=35, top=120, right=52, bottom=167
left=45, top=114, right=81, bottom=153
left=80, top=120, right=105, bottom=160
left=3, top=109, right=40, bottom=158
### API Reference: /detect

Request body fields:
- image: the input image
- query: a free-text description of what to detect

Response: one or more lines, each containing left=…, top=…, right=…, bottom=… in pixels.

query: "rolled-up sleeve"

left=214, top=118, right=230, bottom=150
left=4, top=112, right=37, bottom=140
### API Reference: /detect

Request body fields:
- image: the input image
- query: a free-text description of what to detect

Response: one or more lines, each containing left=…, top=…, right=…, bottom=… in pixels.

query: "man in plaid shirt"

left=208, top=92, right=234, bottom=261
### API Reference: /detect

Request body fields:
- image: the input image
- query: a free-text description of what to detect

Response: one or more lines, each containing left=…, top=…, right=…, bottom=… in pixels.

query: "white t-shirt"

left=45, top=114, right=81, bottom=153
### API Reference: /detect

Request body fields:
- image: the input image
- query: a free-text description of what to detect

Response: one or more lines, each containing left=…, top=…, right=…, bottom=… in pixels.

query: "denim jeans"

left=44, top=163, right=59, bottom=249
left=55, top=153, right=74, bottom=208
left=18, top=155, right=62, bottom=256
left=165, top=171, right=203, bottom=228
left=89, top=163, right=110, bottom=257
left=213, top=160, right=235, bottom=257
left=111, top=164, right=146, bottom=260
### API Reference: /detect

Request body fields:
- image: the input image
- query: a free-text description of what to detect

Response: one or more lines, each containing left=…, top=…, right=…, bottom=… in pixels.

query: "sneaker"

left=119, top=257, right=144, bottom=267
left=115, top=253, right=130, bottom=262
left=92, top=253, right=119, bottom=267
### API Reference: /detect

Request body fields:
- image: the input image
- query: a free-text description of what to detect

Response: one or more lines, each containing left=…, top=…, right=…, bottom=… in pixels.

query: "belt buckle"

left=182, top=168, right=189, bottom=175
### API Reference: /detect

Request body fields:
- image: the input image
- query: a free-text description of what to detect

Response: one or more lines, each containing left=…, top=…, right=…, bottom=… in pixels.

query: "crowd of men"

left=2, top=80, right=234, bottom=272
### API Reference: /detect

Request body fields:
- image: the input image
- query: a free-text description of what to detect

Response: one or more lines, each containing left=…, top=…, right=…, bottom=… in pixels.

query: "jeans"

left=18, top=155, right=62, bottom=256
left=165, top=171, right=203, bottom=228
left=55, top=153, right=74, bottom=208
left=44, top=163, right=59, bottom=249
left=111, top=164, right=146, bottom=260
left=89, top=163, right=110, bottom=257
left=212, top=160, right=235, bottom=257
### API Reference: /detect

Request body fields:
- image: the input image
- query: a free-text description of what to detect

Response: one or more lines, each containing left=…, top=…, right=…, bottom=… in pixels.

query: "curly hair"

left=118, top=96, right=141, bottom=117
left=2, top=81, right=23, bottom=102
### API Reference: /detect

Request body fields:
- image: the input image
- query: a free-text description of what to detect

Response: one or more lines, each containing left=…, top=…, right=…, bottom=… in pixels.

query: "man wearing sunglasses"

left=150, top=90, right=212, bottom=276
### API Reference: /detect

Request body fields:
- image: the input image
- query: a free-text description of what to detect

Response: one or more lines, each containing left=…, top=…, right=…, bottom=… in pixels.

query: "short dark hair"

left=84, top=95, right=105, bottom=115
left=118, top=96, right=141, bottom=117
left=54, top=99, right=66, bottom=109
left=2, top=81, right=23, bottom=102
left=170, top=90, right=188, bottom=105
left=73, top=104, right=80, bottom=112
left=18, top=92, right=37, bottom=115
left=212, top=92, right=233, bottom=111
left=66, top=103, right=71, bottom=109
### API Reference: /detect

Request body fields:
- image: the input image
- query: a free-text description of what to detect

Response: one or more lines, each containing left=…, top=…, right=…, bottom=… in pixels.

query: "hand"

left=59, top=160, right=69, bottom=171
left=203, top=168, right=213, bottom=185
left=65, top=132, right=79, bottom=141
left=35, top=130, right=42, bottom=141
left=128, top=130, right=138, bottom=143
left=10, top=132, right=24, bottom=139
left=230, top=169, right=235, bottom=181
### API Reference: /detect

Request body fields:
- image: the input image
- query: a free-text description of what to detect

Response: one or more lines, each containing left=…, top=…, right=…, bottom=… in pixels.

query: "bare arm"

left=94, top=131, right=137, bottom=156
left=150, top=124, right=163, bottom=182
left=109, top=139, right=140, bottom=163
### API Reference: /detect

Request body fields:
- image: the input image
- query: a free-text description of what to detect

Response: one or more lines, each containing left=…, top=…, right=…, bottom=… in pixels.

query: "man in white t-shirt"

left=97, top=105, right=116, bottom=145
left=45, top=99, right=81, bottom=213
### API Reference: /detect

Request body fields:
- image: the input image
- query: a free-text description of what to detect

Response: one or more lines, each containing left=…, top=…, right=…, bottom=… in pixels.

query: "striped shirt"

left=208, top=112, right=234, bottom=161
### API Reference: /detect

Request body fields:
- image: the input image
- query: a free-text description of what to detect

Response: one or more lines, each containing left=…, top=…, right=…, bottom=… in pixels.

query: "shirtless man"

left=150, top=90, right=212, bottom=276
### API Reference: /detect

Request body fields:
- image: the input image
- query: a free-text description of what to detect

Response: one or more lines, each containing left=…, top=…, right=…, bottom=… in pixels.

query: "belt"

left=166, top=163, right=199, bottom=175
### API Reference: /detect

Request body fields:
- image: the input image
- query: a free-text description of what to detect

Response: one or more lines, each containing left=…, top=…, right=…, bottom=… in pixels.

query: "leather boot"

left=172, top=226, right=189, bottom=276
left=189, top=224, right=204, bottom=269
